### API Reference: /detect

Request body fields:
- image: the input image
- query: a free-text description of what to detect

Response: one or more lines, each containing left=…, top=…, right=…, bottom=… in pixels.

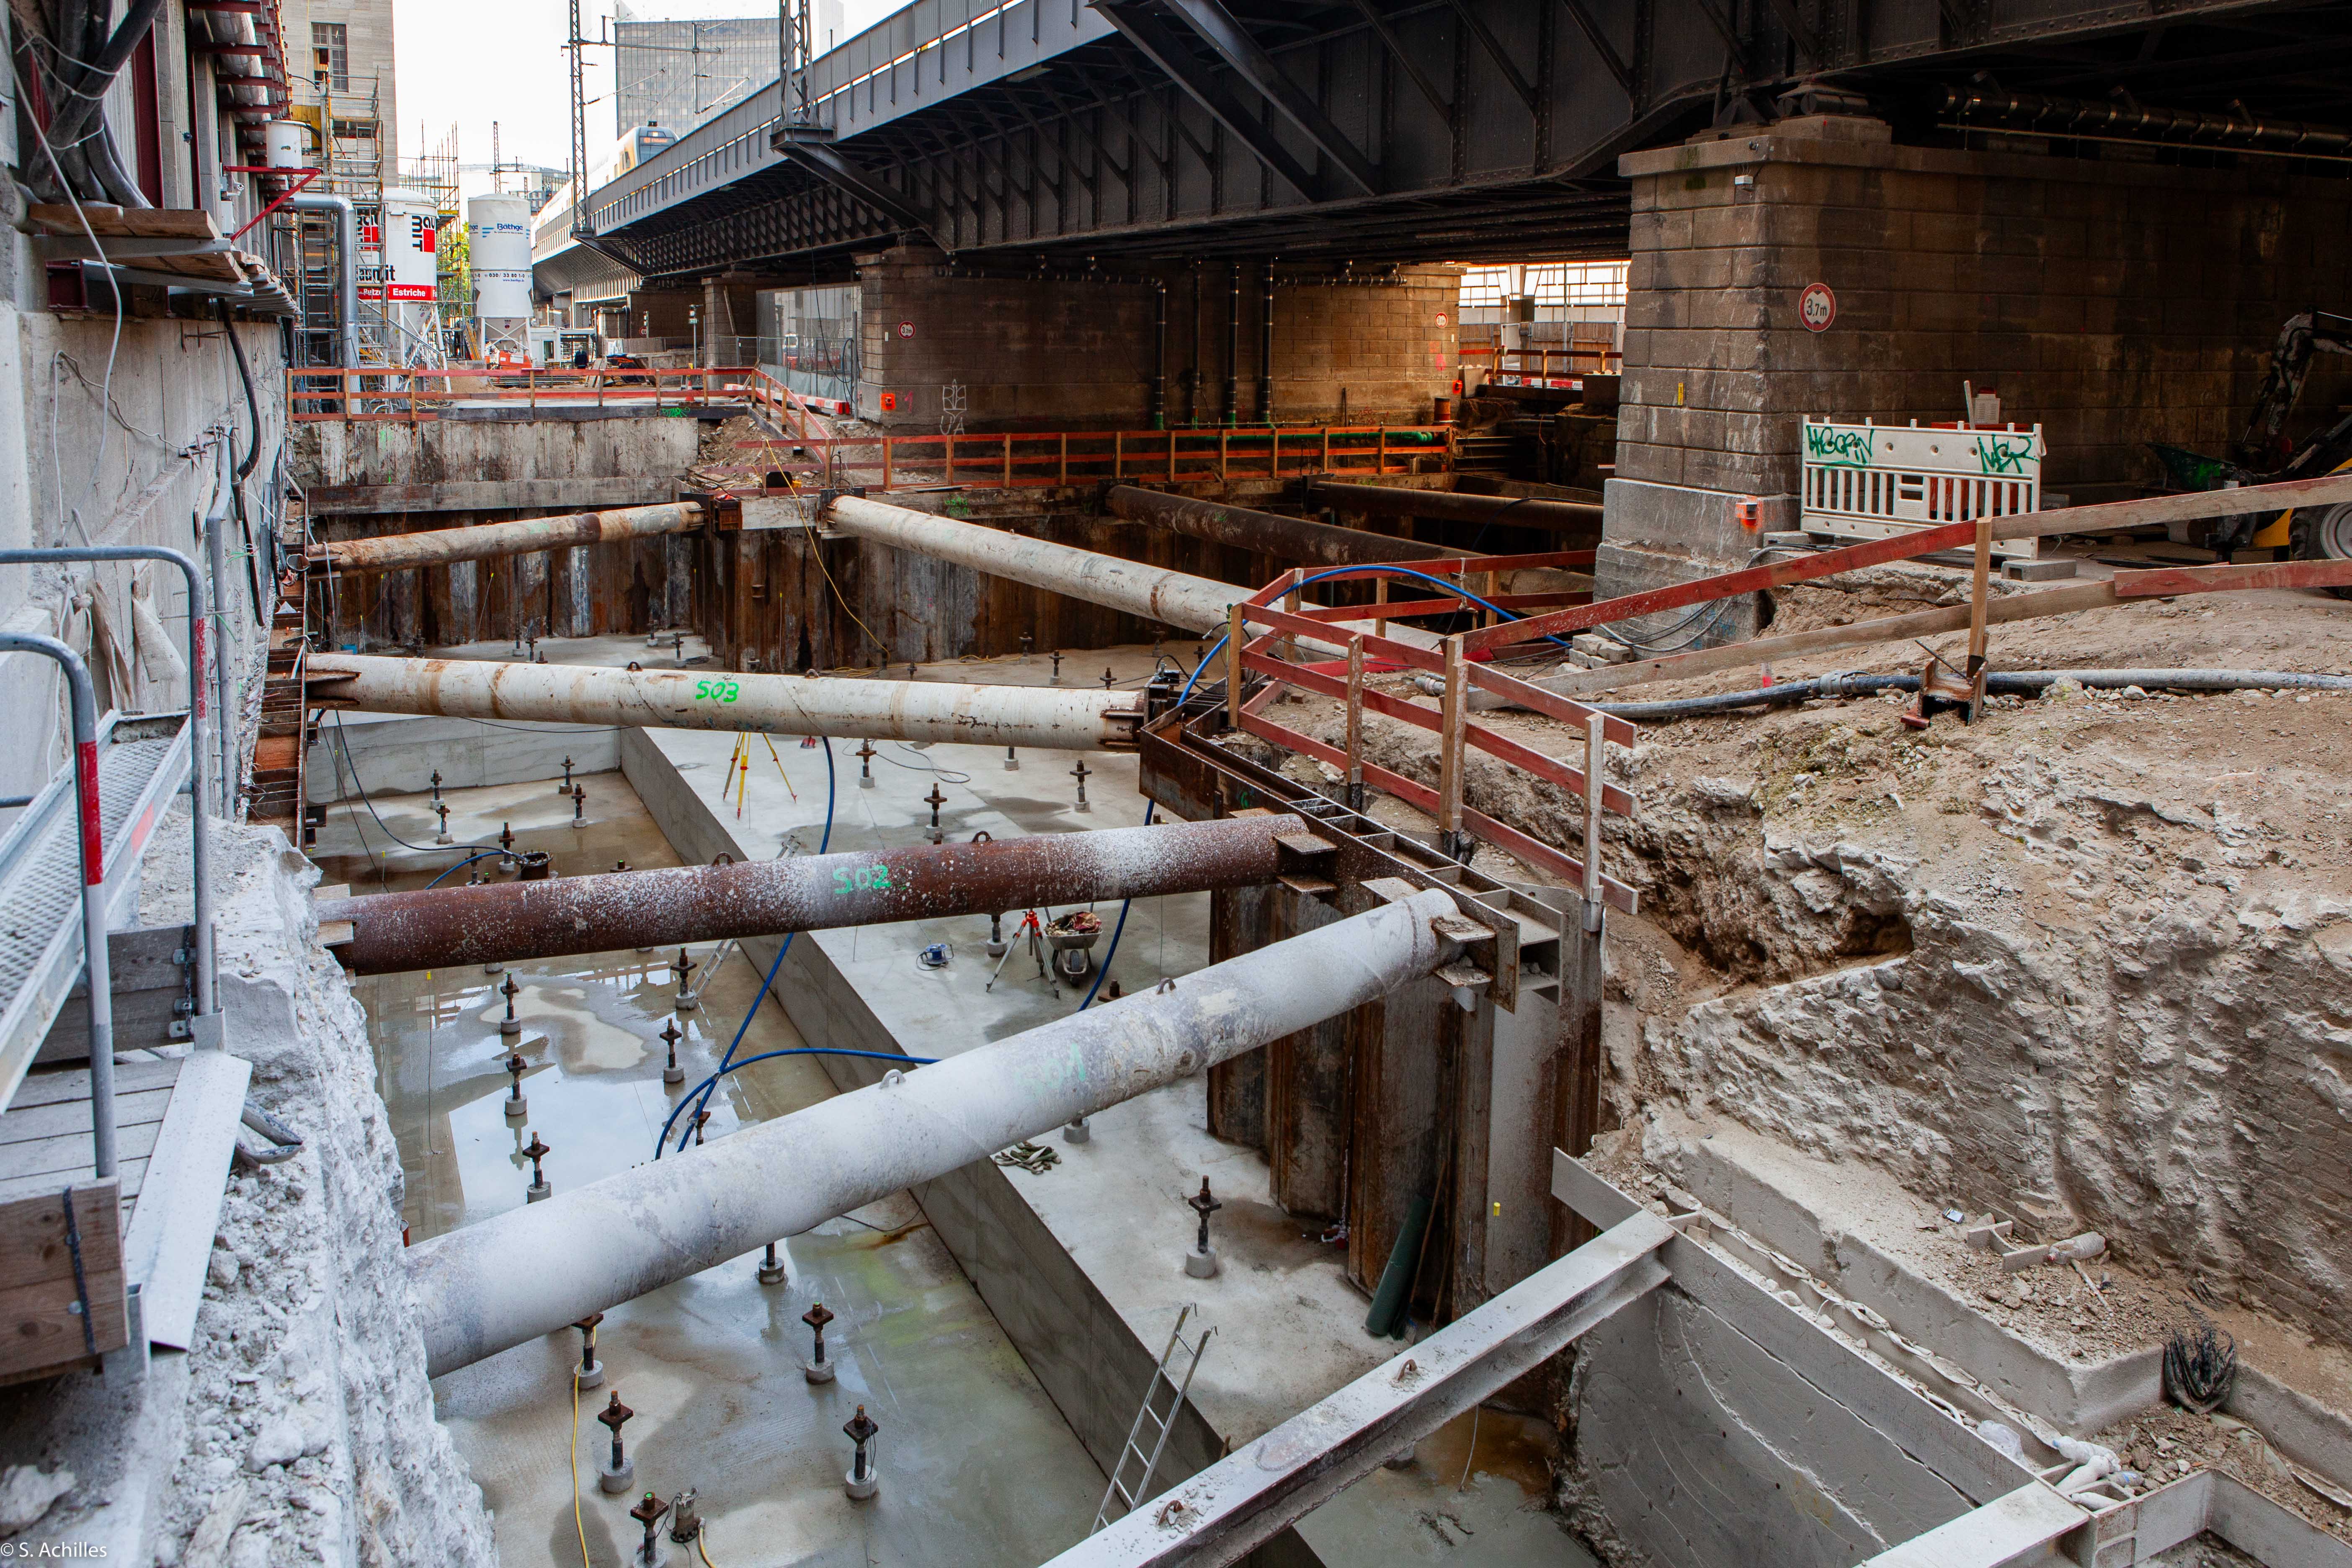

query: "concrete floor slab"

left=320, top=771, right=1108, bottom=1568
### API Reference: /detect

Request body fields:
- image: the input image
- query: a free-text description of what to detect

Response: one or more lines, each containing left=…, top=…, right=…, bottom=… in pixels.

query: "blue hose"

left=655, top=1045, right=937, bottom=1154
left=655, top=736, right=836, bottom=1158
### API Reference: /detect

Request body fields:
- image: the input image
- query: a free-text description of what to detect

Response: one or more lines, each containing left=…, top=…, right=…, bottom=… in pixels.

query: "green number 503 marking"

left=691, top=679, right=742, bottom=702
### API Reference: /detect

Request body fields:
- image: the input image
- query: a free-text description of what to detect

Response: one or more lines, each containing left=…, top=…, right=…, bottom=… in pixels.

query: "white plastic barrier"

left=1801, top=418, right=2045, bottom=559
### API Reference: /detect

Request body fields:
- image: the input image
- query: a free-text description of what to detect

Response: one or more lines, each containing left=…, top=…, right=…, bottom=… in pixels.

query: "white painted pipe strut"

left=408, top=887, right=1460, bottom=1375
left=825, top=495, right=1437, bottom=652
left=303, top=653, right=1144, bottom=750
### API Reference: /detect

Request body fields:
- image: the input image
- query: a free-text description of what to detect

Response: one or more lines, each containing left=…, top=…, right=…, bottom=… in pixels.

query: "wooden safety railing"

left=287, top=364, right=764, bottom=422
left=1220, top=552, right=1638, bottom=908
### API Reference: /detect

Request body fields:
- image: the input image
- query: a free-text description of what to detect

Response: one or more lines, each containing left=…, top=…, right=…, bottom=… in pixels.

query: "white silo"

left=467, top=193, right=534, bottom=363
left=382, top=188, right=444, bottom=366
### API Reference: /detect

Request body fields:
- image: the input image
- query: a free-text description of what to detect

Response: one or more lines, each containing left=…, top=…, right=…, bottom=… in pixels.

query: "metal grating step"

left=0, top=712, right=191, bottom=1112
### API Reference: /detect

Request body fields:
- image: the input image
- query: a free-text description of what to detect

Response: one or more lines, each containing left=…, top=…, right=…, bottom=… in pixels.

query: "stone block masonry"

left=853, top=245, right=1459, bottom=431
left=1593, top=114, right=2352, bottom=622
left=1614, top=116, right=2352, bottom=504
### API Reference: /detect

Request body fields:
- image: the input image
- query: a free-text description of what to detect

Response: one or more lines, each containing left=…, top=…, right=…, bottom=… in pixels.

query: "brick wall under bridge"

left=848, top=245, right=1461, bottom=433
left=1597, top=113, right=2352, bottom=630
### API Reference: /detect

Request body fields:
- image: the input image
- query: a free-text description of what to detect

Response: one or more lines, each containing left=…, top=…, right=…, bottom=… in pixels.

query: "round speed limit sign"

left=1799, top=282, right=1837, bottom=332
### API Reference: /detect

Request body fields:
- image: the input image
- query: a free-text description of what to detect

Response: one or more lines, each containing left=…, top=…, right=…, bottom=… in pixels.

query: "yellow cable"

left=571, top=1371, right=589, bottom=1568
left=697, top=1533, right=717, bottom=1568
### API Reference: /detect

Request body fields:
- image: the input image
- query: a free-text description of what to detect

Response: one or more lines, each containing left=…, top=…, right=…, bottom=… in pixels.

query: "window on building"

left=312, top=23, right=349, bottom=93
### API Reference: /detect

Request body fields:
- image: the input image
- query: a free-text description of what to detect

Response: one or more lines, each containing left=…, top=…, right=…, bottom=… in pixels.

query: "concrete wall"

left=855, top=245, right=1460, bottom=432
left=306, top=712, right=619, bottom=802
left=0, top=300, right=287, bottom=812
left=1571, top=1287, right=1977, bottom=1566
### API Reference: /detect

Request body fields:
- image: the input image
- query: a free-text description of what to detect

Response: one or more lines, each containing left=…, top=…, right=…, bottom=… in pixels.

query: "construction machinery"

left=2150, top=311, right=2352, bottom=587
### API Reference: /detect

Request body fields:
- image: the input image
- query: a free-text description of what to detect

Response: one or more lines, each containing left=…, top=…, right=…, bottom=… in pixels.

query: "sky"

left=391, top=0, right=900, bottom=199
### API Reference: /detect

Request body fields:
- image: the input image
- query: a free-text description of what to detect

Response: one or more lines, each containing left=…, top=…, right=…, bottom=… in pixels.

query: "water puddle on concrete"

left=344, top=771, right=1107, bottom=1567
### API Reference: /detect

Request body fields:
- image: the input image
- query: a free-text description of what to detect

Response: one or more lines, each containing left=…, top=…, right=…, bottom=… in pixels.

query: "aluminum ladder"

left=1092, top=1305, right=1214, bottom=1533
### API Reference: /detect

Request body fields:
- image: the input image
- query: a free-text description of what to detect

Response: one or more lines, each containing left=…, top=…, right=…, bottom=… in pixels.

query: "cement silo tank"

left=467, top=193, right=533, bottom=359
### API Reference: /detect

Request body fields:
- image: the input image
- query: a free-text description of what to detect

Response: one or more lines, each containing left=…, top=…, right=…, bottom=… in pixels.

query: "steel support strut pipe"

left=822, top=494, right=1438, bottom=652
left=1304, top=480, right=1602, bottom=535
left=408, top=887, right=1460, bottom=1375
left=1104, top=486, right=1473, bottom=567
left=303, top=653, right=1145, bottom=750
left=305, top=500, right=709, bottom=576
left=319, top=815, right=1306, bottom=975
left=826, top=494, right=1246, bottom=634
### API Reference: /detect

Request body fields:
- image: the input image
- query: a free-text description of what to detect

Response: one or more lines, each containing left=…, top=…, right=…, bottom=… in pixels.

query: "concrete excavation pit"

left=246, top=394, right=2352, bottom=1568
left=18, top=30, right=2352, bottom=1568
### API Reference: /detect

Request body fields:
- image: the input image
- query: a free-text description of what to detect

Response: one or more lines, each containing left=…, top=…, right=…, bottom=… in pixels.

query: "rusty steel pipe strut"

left=304, top=499, right=710, bottom=576
left=303, top=653, right=1144, bottom=751
left=407, top=886, right=1463, bottom=1376
left=318, top=815, right=1307, bottom=975
left=1304, top=480, right=1602, bottom=535
left=1103, top=485, right=1473, bottom=567
left=822, top=493, right=1438, bottom=652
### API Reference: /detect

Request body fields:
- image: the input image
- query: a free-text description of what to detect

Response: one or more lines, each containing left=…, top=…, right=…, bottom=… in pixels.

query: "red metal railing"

left=287, top=364, right=757, bottom=421
left=1222, top=553, right=1639, bottom=907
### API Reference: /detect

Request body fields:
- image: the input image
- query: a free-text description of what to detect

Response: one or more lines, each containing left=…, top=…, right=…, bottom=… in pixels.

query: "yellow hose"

left=571, top=1371, right=589, bottom=1567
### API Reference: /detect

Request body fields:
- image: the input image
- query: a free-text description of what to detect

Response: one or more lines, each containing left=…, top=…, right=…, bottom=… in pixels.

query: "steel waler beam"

left=319, top=815, right=1316, bottom=975
left=1304, top=480, right=1602, bottom=536
left=303, top=654, right=1143, bottom=751
left=304, top=499, right=716, bottom=575
left=409, top=886, right=1466, bottom=1375
left=1104, top=485, right=1474, bottom=567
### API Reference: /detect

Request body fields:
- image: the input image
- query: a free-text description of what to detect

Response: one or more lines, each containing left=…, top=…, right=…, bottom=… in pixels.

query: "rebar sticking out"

left=842, top=1405, right=880, bottom=1500
left=756, top=1240, right=786, bottom=1286
left=498, top=822, right=516, bottom=867
left=670, top=949, right=699, bottom=1011
left=1065, top=1113, right=1091, bottom=1145
left=429, top=769, right=443, bottom=803
left=1102, top=666, right=1115, bottom=690
left=599, top=1398, right=639, bottom=1493
left=522, top=1132, right=552, bottom=1202
left=923, top=784, right=947, bottom=844
left=498, top=974, right=522, bottom=1036
left=802, top=1301, right=836, bottom=1383
left=1070, top=760, right=1092, bottom=814
left=626, top=1493, right=667, bottom=1568
left=854, top=739, right=877, bottom=789
left=1186, top=1177, right=1222, bottom=1278
left=572, top=1311, right=605, bottom=1389
left=571, top=783, right=587, bottom=828
left=1050, top=650, right=1063, bottom=683
left=1004, top=745, right=1019, bottom=771
left=502, top=1049, right=529, bottom=1119
left=433, top=800, right=452, bottom=845
left=560, top=756, right=574, bottom=794
left=660, top=1019, right=685, bottom=1086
